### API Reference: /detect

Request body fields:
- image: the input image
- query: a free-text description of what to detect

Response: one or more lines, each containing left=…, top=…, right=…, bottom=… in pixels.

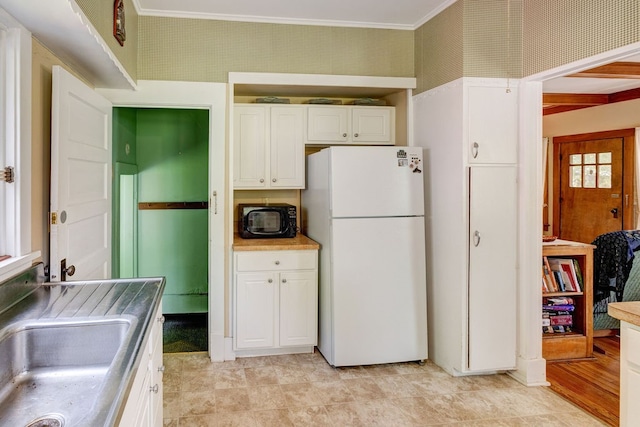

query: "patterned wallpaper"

left=71, top=0, right=640, bottom=94
left=75, top=0, right=138, bottom=81
left=463, top=0, right=522, bottom=80
left=138, top=17, right=414, bottom=82
left=523, top=0, right=640, bottom=76
left=414, top=0, right=523, bottom=94
left=414, top=1, right=464, bottom=94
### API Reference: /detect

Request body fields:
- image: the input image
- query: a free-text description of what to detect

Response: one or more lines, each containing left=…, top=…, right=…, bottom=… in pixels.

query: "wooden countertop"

left=609, top=301, right=640, bottom=327
left=233, top=234, right=320, bottom=251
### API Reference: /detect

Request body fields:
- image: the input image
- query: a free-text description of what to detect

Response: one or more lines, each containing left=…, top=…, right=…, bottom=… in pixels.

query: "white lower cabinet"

left=119, top=303, right=164, bottom=427
left=619, top=320, right=640, bottom=426
left=234, top=250, right=318, bottom=354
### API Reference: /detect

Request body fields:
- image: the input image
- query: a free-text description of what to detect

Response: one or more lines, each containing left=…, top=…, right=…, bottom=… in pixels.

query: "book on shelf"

left=546, top=297, right=574, bottom=305
left=542, top=256, right=558, bottom=292
left=543, top=325, right=573, bottom=334
left=547, top=257, right=581, bottom=292
left=572, top=259, right=584, bottom=291
left=549, top=314, right=573, bottom=326
left=542, top=296, right=575, bottom=333
left=542, top=304, right=575, bottom=312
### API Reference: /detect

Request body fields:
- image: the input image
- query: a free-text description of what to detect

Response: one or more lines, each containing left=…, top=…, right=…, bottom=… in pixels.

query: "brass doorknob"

left=63, top=264, right=76, bottom=276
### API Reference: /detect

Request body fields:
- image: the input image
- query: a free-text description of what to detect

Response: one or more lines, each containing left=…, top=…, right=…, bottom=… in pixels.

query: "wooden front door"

left=553, top=129, right=635, bottom=244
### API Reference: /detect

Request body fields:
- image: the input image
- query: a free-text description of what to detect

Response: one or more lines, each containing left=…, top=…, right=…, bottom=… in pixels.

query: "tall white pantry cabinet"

left=414, top=78, right=518, bottom=375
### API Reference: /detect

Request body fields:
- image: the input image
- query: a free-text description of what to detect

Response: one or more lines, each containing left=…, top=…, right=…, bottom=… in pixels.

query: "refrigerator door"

left=328, top=146, right=425, bottom=218
left=330, top=216, right=427, bottom=366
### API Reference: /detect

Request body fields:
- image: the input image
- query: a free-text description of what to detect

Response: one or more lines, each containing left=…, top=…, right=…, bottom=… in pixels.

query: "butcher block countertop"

left=609, top=301, right=640, bottom=326
left=233, top=234, right=320, bottom=251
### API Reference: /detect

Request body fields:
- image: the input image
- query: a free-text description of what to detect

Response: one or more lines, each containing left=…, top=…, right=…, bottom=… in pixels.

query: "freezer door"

left=328, top=146, right=425, bottom=218
left=330, top=216, right=427, bottom=366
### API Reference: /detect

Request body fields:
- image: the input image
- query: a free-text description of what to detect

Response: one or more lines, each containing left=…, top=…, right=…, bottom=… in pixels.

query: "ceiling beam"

left=542, top=93, right=609, bottom=106
left=568, top=62, right=640, bottom=79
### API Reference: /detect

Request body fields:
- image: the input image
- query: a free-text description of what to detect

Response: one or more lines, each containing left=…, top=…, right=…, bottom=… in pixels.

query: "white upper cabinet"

left=270, top=107, right=306, bottom=188
left=233, top=105, right=305, bottom=189
left=307, top=106, right=395, bottom=145
left=307, top=106, right=349, bottom=143
left=467, top=86, right=518, bottom=164
left=233, top=106, right=267, bottom=188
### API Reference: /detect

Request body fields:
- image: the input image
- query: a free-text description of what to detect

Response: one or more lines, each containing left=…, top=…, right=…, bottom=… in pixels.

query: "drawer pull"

left=274, top=261, right=280, bottom=265
left=282, top=278, right=287, bottom=283
left=150, top=384, right=159, bottom=394
left=268, top=278, right=273, bottom=283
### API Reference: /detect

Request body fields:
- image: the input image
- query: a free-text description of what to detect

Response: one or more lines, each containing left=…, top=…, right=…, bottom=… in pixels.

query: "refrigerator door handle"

left=473, top=230, right=481, bottom=247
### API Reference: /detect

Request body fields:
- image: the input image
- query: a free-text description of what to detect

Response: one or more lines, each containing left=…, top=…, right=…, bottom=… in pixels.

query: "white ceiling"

left=134, top=0, right=456, bottom=30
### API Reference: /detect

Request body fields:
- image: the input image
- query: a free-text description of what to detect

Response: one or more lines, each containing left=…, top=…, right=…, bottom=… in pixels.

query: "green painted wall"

left=113, top=108, right=137, bottom=164
left=112, top=108, right=138, bottom=278
left=112, top=107, right=209, bottom=314
left=136, top=108, right=209, bottom=314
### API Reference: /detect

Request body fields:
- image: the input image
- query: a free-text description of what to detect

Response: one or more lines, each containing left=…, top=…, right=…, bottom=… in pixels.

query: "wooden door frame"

left=552, top=128, right=635, bottom=238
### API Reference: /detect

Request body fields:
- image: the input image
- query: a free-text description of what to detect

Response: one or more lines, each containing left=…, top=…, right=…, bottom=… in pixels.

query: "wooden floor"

left=546, top=336, right=620, bottom=426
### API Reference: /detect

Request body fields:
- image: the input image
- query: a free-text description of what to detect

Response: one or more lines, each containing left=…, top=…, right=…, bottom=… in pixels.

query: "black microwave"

left=238, top=204, right=297, bottom=239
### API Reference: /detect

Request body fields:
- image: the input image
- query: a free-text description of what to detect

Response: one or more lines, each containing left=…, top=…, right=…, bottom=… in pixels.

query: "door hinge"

left=1, top=166, right=14, bottom=183
left=51, top=211, right=58, bottom=225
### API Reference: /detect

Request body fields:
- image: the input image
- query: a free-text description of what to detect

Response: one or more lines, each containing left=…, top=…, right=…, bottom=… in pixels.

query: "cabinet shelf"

left=543, top=291, right=583, bottom=297
left=542, top=240, right=595, bottom=361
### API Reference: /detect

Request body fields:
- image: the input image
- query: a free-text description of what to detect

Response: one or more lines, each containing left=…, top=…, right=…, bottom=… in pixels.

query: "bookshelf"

left=542, top=239, right=595, bottom=361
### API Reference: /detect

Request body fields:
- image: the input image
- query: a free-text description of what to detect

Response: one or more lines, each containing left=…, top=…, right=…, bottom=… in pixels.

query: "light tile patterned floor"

left=163, top=351, right=606, bottom=426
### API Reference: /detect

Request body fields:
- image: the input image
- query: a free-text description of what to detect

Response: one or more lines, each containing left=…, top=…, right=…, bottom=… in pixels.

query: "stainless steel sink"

left=0, top=264, right=165, bottom=427
left=0, top=317, right=134, bottom=426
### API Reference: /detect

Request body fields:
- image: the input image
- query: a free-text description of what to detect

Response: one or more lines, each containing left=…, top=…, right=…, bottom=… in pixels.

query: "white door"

left=468, top=165, right=517, bottom=371
left=329, top=146, right=424, bottom=218
left=50, top=66, right=112, bottom=282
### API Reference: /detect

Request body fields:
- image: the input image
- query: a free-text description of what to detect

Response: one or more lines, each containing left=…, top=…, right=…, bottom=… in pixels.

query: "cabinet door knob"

left=268, top=278, right=273, bottom=283
left=275, top=260, right=280, bottom=265
left=342, top=133, right=347, bottom=138
left=282, top=278, right=287, bottom=283
left=150, top=384, right=159, bottom=394
left=259, top=178, right=265, bottom=183
left=473, top=230, right=481, bottom=247
left=272, top=178, right=277, bottom=182
left=354, top=133, right=359, bottom=138
left=472, top=142, right=479, bottom=159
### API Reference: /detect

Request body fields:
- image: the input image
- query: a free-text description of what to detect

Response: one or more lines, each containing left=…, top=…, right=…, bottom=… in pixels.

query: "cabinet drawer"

left=235, top=251, right=317, bottom=272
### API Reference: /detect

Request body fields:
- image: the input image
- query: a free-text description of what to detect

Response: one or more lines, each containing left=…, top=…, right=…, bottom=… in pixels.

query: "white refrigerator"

left=302, top=146, right=427, bottom=367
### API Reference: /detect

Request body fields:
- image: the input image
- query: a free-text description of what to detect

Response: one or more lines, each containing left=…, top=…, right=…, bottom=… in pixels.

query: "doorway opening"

left=113, top=107, right=209, bottom=352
